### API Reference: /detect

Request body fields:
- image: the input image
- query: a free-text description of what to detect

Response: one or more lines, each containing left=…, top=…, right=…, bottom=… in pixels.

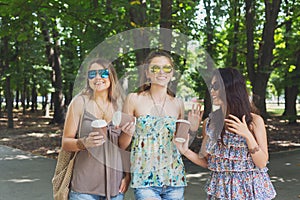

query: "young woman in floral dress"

left=175, top=67, right=276, bottom=199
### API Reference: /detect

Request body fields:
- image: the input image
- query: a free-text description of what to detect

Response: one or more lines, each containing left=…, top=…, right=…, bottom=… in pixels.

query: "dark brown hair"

left=209, top=67, right=256, bottom=142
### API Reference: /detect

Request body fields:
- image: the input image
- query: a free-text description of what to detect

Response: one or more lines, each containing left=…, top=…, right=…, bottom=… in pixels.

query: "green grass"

left=267, top=108, right=284, bottom=116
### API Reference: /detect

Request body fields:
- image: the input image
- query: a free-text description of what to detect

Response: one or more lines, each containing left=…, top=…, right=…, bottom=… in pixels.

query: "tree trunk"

left=0, top=92, right=2, bottom=117
left=251, top=73, right=270, bottom=116
left=15, top=90, right=19, bottom=109
left=26, top=88, right=30, bottom=109
left=3, top=36, right=14, bottom=128
left=41, top=16, right=64, bottom=124
left=231, top=0, right=240, bottom=68
left=51, top=30, right=64, bottom=123
left=203, top=0, right=215, bottom=117
left=21, top=79, right=26, bottom=114
left=245, top=0, right=255, bottom=81
left=31, top=83, right=37, bottom=112
left=129, top=0, right=149, bottom=65
left=246, top=0, right=281, bottom=118
left=160, top=0, right=172, bottom=50
left=129, top=0, right=150, bottom=88
left=106, top=0, right=112, bottom=13
left=284, top=50, right=300, bottom=124
left=282, top=0, right=298, bottom=124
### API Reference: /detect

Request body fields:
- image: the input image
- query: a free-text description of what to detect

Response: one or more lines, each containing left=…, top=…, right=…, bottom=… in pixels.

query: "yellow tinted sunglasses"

left=149, top=65, right=173, bottom=74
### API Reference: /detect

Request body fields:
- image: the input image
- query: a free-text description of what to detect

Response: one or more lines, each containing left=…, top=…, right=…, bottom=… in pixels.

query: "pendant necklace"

left=95, top=100, right=111, bottom=121
left=149, top=92, right=167, bottom=117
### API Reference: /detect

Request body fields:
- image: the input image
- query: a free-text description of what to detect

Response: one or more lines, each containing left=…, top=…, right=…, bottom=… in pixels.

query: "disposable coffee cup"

left=112, top=111, right=136, bottom=127
left=91, top=119, right=107, bottom=138
left=175, top=119, right=191, bottom=143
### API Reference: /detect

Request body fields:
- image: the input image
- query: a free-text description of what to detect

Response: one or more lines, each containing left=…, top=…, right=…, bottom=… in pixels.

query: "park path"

left=0, top=145, right=299, bottom=200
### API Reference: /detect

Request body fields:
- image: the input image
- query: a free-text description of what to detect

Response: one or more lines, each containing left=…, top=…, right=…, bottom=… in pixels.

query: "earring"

left=146, top=77, right=151, bottom=86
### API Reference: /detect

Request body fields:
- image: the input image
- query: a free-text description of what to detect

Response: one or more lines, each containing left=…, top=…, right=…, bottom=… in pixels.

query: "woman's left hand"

left=188, top=104, right=204, bottom=132
left=225, top=114, right=252, bottom=139
left=119, top=173, right=131, bottom=193
left=173, top=134, right=190, bottom=155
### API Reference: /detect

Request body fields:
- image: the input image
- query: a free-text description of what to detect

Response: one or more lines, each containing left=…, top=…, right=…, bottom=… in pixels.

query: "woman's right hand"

left=82, top=132, right=105, bottom=148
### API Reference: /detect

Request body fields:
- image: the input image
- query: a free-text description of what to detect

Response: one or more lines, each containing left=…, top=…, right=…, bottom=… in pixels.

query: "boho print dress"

left=205, top=119, right=276, bottom=200
left=130, top=115, right=187, bottom=188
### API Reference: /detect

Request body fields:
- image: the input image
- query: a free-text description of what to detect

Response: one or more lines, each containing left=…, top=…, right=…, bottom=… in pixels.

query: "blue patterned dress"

left=205, top=119, right=276, bottom=200
left=130, top=115, right=187, bottom=188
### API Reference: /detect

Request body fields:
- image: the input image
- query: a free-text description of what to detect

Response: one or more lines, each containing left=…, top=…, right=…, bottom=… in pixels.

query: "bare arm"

left=62, top=96, right=106, bottom=152
left=119, top=93, right=136, bottom=150
left=246, top=114, right=269, bottom=168
left=62, top=96, right=84, bottom=152
left=174, top=119, right=208, bottom=168
left=177, top=98, right=185, bottom=119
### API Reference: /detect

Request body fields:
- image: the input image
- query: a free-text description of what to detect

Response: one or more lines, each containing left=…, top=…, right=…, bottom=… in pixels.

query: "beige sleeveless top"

left=70, top=109, right=123, bottom=197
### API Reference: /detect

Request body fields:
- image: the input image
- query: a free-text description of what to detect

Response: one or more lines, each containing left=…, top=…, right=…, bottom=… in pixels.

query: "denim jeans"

left=134, top=186, right=184, bottom=200
left=69, top=190, right=124, bottom=200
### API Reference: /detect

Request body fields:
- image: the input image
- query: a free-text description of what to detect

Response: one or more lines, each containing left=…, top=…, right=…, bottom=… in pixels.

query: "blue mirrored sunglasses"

left=88, top=69, right=109, bottom=79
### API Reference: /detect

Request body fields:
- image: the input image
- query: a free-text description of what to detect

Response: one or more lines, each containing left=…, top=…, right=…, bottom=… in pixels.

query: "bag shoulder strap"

left=77, top=95, right=86, bottom=138
left=73, top=95, right=86, bottom=157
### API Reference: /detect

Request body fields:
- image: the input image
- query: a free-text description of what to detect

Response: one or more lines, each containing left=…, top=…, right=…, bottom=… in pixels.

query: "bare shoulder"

left=70, top=95, right=86, bottom=108
left=251, top=113, right=265, bottom=124
left=125, top=92, right=139, bottom=102
left=250, top=113, right=266, bottom=132
left=171, top=96, right=183, bottom=108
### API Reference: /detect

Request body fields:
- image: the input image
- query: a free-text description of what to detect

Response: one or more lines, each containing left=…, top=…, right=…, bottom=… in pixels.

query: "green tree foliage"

left=0, top=0, right=299, bottom=127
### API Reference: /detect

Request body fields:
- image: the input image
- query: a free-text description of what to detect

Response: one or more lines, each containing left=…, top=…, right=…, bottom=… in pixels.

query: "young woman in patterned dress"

left=119, top=50, right=205, bottom=200
left=175, top=67, right=276, bottom=199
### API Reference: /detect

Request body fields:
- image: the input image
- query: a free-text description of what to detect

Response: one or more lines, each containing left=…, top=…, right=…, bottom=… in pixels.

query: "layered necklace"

left=94, top=99, right=112, bottom=121
left=149, top=91, right=167, bottom=117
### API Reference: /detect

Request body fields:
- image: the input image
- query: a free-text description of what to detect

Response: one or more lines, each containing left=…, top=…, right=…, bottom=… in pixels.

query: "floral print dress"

left=130, top=115, right=187, bottom=188
left=205, top=119, right=276, bottom=200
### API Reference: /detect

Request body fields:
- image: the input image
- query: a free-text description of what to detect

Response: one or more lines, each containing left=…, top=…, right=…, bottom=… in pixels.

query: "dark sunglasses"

left=149, top=65, right=173, bottom=74
left=209, top=82, right=220, bottom=91
left=88, top=69, right=109, bottom=79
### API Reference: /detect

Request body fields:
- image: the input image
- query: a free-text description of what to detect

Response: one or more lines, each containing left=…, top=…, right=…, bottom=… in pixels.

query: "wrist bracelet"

left=249, top=145, right=260, bottom=154
left=76, top=138, right=86, bottom=150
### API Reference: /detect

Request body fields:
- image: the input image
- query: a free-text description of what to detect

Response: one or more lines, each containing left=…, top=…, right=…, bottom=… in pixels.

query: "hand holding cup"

left=112, top=111, right=136, bottom=127
left=113, top=111, right=136, bottom=136
left=83, top=119, right=107, bottom=148
left=175, top=119, right=191, bottom=143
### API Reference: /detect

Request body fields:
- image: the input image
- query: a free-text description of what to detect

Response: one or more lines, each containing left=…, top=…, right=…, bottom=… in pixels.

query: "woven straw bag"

left=52, top=96, right=84, bottom=200
left=52, top=150, right=77, bottom=200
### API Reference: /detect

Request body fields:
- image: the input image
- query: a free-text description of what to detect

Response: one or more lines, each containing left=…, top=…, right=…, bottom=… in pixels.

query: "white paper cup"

left=91, top=119, right=107, bottom=138
left=175, top=119, right=191, bottom=143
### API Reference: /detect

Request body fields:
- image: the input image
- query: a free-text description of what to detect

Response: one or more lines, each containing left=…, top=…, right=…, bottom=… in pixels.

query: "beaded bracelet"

left=76, top=138, right=86, bottom=150
left=249, top=145, right=260, bottom=154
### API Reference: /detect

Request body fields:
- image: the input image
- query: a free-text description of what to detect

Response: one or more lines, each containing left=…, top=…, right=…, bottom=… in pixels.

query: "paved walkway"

left=0, top=145, right=299, bottom=200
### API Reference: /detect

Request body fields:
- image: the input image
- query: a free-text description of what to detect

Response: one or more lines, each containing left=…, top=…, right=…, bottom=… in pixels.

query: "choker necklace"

left=149, top=92, right=167, bottom=116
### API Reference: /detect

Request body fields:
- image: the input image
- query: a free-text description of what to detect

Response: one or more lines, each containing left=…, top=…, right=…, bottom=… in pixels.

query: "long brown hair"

left=209, top=68, right=256, bottom=142
left=138, top=50, right=175, bottom=97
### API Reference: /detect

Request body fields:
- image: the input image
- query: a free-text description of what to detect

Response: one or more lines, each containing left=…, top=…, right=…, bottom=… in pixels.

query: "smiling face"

left=88, top=63, right=111, bottom=93
left=146, top=56, right=173, bottom=87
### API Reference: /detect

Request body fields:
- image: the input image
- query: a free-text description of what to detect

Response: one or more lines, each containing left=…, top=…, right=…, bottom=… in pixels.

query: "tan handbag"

left=52, top=97, right=85, bottom=200
left=52, top=149, right=77, bottom=200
